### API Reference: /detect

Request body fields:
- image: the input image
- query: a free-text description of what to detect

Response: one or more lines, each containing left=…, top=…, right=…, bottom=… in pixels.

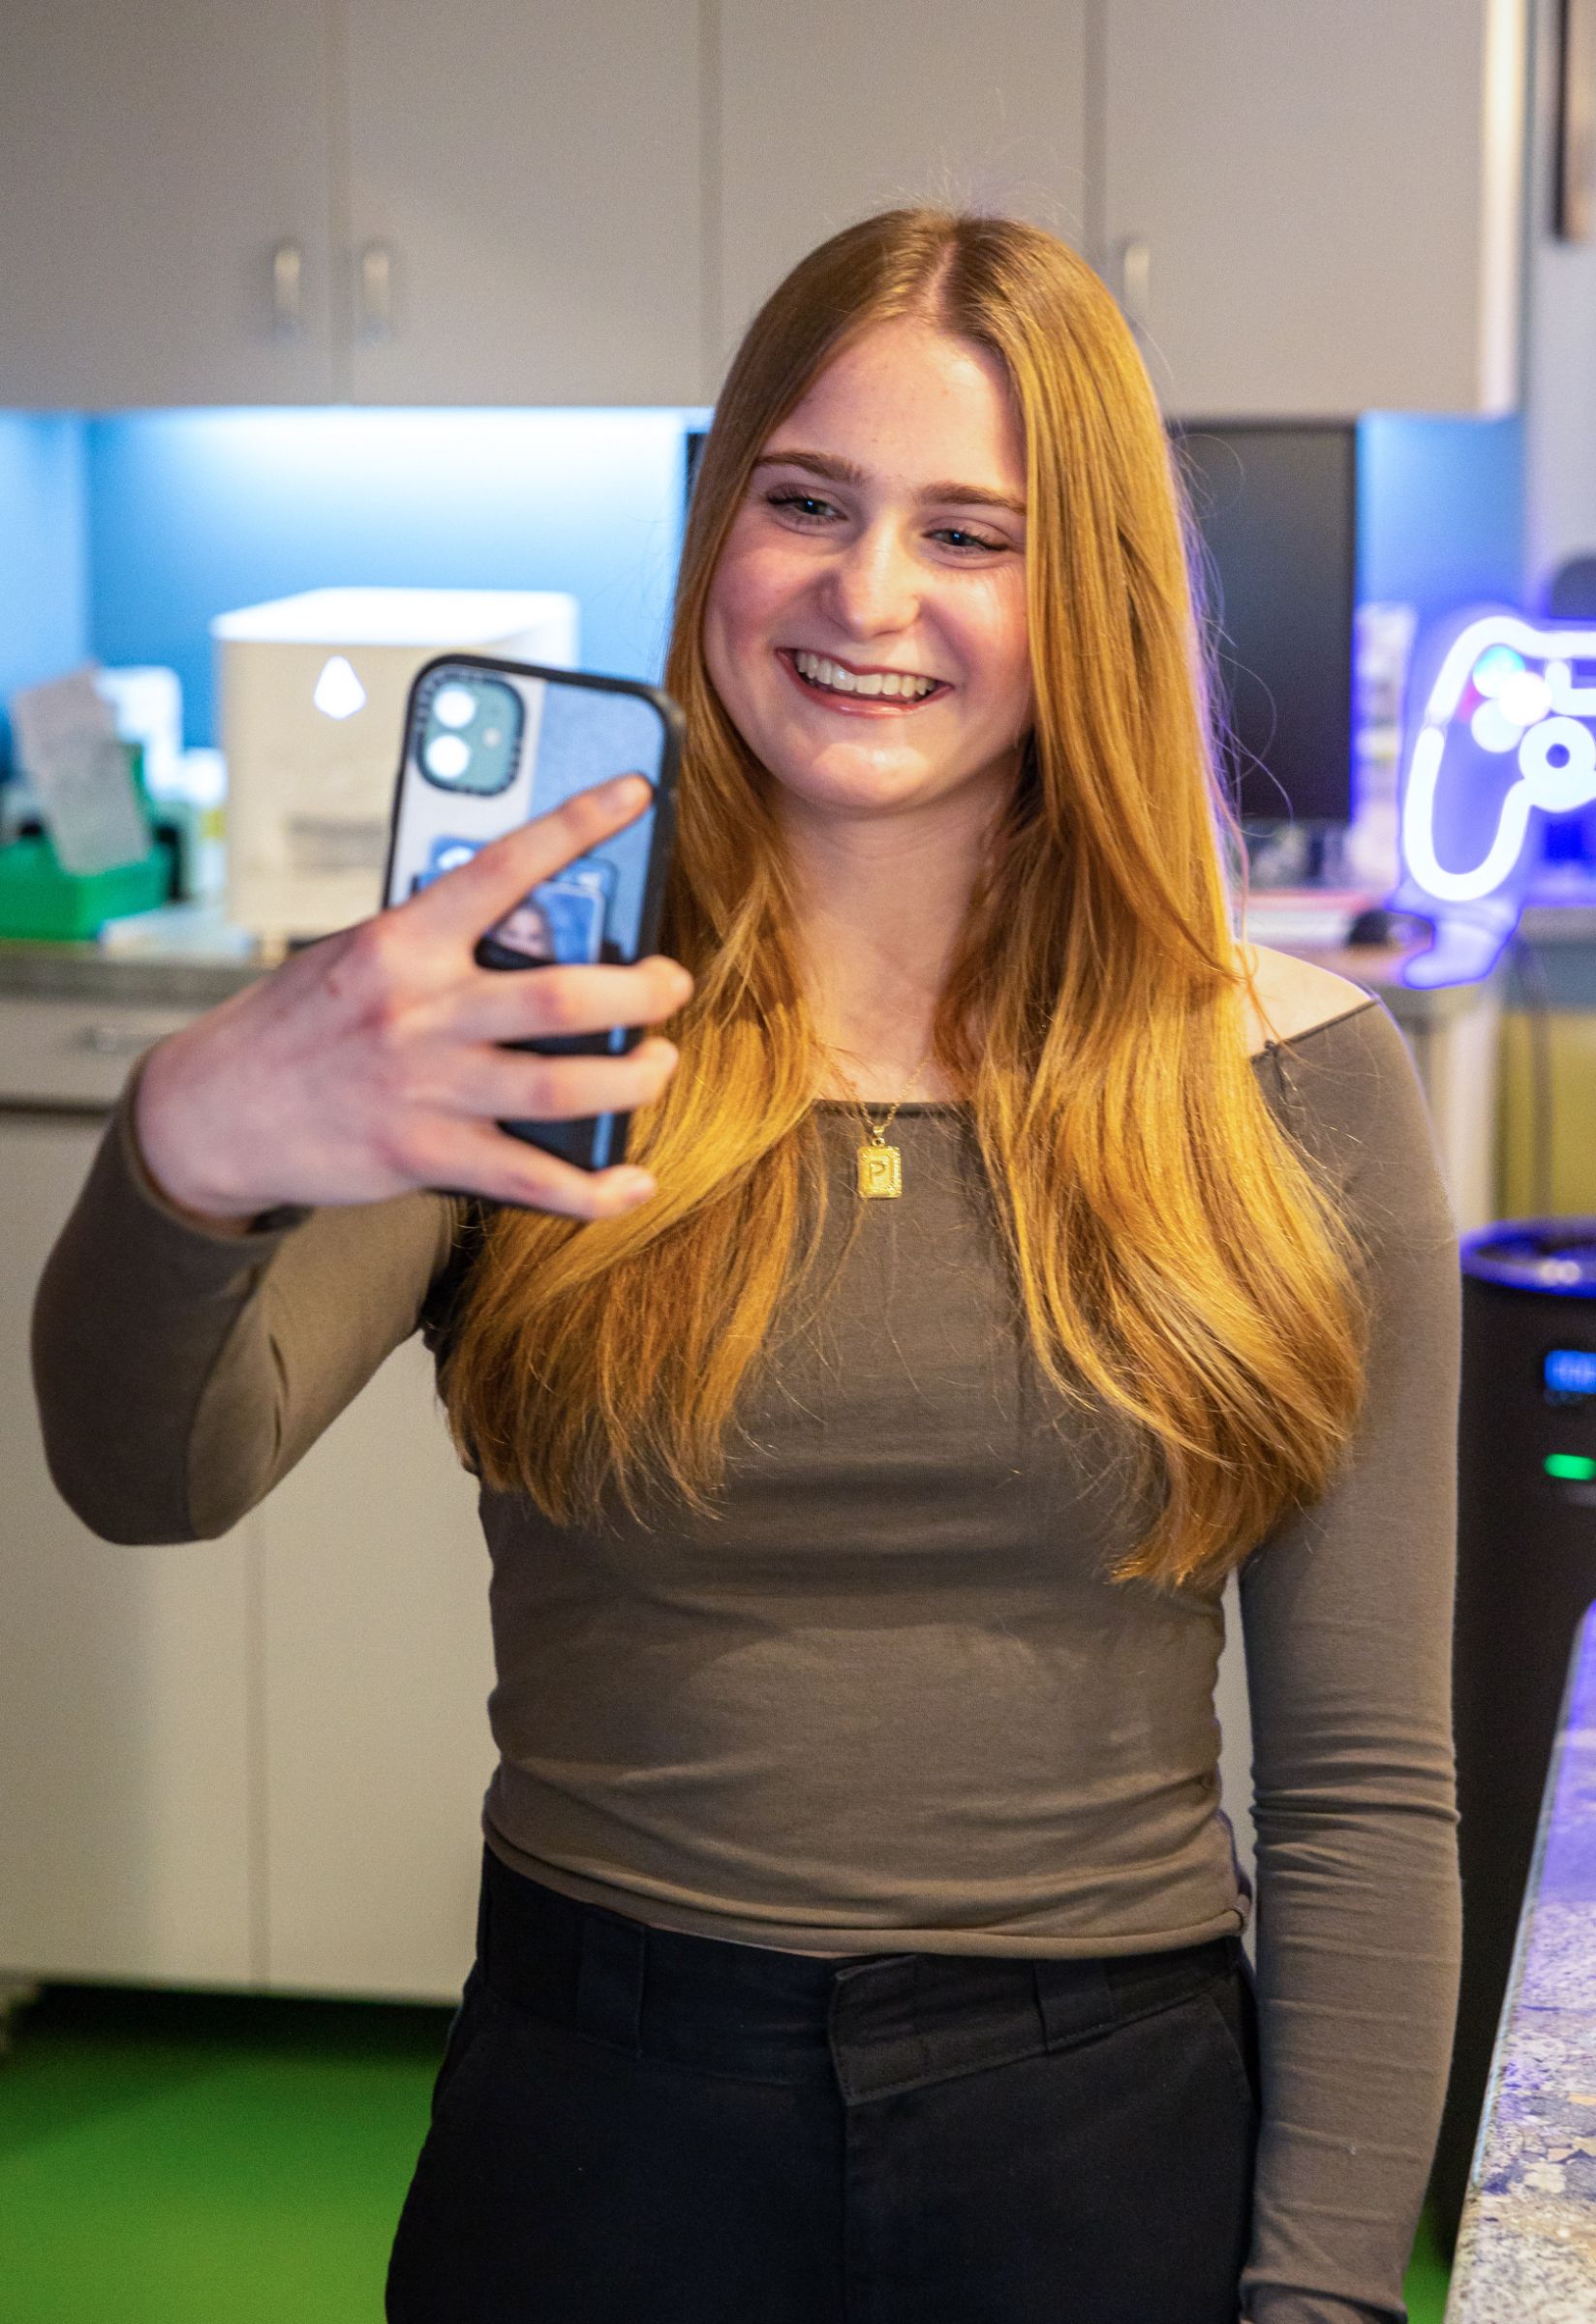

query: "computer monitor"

left=685, top=419, right=1358, bottom=832
left=1171, top=420, right=1357, bottom=829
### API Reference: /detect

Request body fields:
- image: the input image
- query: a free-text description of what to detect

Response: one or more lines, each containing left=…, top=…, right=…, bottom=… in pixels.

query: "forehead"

left=769, top=319, right=1024, bottom=491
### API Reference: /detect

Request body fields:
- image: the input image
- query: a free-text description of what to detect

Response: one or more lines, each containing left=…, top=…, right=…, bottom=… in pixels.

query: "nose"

left=819, top=517, right=921, bottom=639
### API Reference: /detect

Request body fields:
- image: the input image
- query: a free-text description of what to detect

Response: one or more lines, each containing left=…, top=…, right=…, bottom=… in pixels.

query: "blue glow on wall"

left=0, top=415, right=89, bottom=773
left=1357, top=412, right=1525, bottom=623
left=83, top=407, right=708, bottom=747
left=0, top=401, right=1536, bottom=827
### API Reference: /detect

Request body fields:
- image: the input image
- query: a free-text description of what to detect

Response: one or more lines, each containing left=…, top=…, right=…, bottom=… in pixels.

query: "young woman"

left=34, top=211, right=1460, bottom=2324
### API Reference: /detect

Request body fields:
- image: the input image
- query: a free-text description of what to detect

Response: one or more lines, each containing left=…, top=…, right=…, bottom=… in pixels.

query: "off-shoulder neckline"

left=1253, top=994, right=1378, bottom=1053
left=810, top=995, right=1380, bottom=1115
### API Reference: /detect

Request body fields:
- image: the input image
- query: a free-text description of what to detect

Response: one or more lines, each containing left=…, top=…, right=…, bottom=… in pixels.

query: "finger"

left=405, top=774, right=654, bottom=945
left=418, top=1120, right=659, bottom=1218
left=441, top=1037, right=678, bottom=1124
left=450, top=954, right=692, bottom=1042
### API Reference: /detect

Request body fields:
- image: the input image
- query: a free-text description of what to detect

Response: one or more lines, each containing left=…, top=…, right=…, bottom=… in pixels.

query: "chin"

left=766, top=744, right=942, bottom=813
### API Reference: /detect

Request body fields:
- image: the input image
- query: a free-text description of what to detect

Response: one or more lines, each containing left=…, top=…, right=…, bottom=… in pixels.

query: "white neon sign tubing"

left=1400, top=614, right=1596, bottom=904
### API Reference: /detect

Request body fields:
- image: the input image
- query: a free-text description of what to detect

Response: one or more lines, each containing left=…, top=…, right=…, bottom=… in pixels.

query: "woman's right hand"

left=134, top=775, right=691, bottom=1227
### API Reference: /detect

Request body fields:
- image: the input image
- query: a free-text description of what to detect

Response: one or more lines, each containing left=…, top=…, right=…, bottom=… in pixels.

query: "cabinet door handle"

left=1116, top=236, right=1151, bottom=334
left=74, top=1023, right=167, bottom=1057
left=357, top=242, right=395, bottom=342
left=271, top=240, right=304, bottom=338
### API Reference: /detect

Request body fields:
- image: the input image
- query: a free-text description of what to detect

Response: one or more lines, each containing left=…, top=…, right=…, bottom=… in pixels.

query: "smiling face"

left=702, top=317, right=1032, bottom=833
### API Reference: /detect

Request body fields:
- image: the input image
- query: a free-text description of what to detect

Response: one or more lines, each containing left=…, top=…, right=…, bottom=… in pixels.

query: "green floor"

left=0, top=1985, right=444, bottom=2322
left=0, top=1983, right=1455, bottom=2321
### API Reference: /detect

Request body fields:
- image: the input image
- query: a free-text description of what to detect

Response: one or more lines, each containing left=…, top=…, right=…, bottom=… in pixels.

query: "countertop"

left=0, top=903, right=267, bottom=1010
left=0, top=895, right=1511, bottom=1020
left=1447, top=1602, right=1596, bottom=2320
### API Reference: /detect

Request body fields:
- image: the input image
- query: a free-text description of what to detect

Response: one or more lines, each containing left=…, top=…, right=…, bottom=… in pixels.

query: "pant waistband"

left=474, top=1846, right=1244, bottom=2102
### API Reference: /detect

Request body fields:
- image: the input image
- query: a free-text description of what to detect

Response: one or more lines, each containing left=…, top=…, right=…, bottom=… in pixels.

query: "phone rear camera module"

left=417, top=667, right=524, bottom=794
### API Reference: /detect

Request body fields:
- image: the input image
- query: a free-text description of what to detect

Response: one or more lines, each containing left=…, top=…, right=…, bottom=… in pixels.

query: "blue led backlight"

left=1545, top=1348, right=1596, bottom=1398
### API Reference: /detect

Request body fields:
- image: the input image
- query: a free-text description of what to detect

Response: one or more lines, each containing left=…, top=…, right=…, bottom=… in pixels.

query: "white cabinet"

left=715, top=0, right=1525, bottom=417
left=1100, top=0, right=1528, bottom=418
left=343, top=0, right=705, bottom=406
left=0, top=994, right=493, bottom=2003
left=0, top=1109, right=256, bottom=1986
left=714, top=0, right=1090, bottom=376
left=0, top=2, right=1535, bottom=417
left=0, top=0, right=706, bottom=412
left=258, top=1338, right=494, bottom=2001
left=0, top=0, right=337, bottom=408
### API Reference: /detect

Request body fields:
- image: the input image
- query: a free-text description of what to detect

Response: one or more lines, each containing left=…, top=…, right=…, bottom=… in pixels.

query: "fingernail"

left=601, top=774, right=650, bottom=809
left=615, top=1170, right=656, bottom=1202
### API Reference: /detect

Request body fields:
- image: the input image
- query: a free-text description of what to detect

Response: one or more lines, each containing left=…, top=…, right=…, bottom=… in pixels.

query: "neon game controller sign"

left=1396, top=612, right=1596, bottom=984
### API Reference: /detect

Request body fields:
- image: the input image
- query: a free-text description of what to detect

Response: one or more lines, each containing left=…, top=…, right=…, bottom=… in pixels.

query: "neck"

left=779, top=778, right=1005, bottom=1101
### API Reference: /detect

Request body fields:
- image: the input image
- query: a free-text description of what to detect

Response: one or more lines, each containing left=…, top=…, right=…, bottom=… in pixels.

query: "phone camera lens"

left=433, top=685, right=477, bottom=730
left=425, top=734, right=472, bottom=780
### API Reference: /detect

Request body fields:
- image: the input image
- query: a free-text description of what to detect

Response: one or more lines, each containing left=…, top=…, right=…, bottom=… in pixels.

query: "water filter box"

left=214, top=587, right=578, bottom=943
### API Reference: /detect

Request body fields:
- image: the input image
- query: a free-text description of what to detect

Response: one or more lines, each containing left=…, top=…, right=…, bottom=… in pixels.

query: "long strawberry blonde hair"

left=442, top=207, right=1369, bottom=1592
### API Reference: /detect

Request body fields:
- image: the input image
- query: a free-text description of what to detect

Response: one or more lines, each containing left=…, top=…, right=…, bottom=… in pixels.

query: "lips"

left=778, top=649, right=949, bottom=712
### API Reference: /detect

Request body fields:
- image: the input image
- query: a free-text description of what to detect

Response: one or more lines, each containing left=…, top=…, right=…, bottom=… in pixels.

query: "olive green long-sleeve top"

left=32, top=994, right=1461, bottom=2324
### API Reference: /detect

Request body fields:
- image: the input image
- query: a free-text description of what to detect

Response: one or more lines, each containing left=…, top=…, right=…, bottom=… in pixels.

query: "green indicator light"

left=1546, top=1453, right=1596, bottom=1482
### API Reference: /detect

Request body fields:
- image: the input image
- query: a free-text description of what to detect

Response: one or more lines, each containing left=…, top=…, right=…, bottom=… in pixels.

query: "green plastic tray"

left=0, top=835, right=169, bottom=941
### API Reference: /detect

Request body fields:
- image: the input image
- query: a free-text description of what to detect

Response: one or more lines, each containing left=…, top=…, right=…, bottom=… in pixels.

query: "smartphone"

left=384, top=654, right=683, bottom=1174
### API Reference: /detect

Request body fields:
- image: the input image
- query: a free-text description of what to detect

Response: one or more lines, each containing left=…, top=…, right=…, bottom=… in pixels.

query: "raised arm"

left=32, top=1093, right=459, bottom=1544
left=30, top=776, right=691, bottom=1547
left=1238, top=1002, right=1462, bottom=2324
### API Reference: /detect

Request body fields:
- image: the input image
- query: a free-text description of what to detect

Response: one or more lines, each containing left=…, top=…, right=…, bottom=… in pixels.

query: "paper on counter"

left=12, top=666, right=151, bottom=873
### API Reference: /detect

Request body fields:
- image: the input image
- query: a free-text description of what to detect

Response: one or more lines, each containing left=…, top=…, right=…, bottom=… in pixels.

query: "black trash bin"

left=1429, top=1218, right=1596, bottom=2250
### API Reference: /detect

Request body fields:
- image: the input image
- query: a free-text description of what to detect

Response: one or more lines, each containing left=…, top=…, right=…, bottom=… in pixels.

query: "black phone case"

left=383, top=652, right=684, bottom=1182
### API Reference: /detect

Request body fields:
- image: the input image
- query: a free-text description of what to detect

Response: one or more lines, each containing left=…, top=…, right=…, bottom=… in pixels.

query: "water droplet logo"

left=312, top=655, right=367, bottom=720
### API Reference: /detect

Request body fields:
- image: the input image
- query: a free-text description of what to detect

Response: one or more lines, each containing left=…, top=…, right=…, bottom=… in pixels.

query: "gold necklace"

left=826, top=1048, right=935, bottom=1200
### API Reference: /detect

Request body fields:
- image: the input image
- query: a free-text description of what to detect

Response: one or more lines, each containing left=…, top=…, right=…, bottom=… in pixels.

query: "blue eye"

left=936, top=527, right=1007, bottom=554
left=766, top=490, right=837, bottom=522
left=762, top=488, right=1011, bottom=556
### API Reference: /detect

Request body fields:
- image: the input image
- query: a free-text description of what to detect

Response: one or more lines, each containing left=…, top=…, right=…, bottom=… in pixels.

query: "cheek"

left=702, top=576, right=749, bottom=717
left=706, top=553, right=774, bottom=710
left=706, top=527, right=798, bottom=648
left=964, top=584, right=1031, bottom=722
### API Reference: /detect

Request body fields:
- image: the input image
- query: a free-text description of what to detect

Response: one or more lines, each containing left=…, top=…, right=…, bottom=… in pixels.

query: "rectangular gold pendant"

left=857, top=1140, right=903, bottom=1199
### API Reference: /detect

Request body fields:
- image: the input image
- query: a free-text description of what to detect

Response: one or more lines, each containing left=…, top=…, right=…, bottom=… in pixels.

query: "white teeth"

left=792, top=651, right=936, bottom=700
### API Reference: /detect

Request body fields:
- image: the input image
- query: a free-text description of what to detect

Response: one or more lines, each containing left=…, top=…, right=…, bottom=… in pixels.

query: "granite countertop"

left=1448, top=1602, right=1596, bottom=2320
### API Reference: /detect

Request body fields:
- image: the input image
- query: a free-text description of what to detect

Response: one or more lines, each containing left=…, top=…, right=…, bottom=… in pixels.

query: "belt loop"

left=1031, top=1958, right=1116, bottom=2053
left=575, top=1910, right=647, bottom=2054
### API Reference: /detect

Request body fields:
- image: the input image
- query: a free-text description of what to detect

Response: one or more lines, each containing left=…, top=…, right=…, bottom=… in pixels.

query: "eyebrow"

left=752, top=447, right=1027, bottom=519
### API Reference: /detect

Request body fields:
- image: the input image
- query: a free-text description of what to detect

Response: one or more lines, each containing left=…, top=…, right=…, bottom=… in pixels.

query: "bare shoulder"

left=1236, top=942, right=1374, bottom=1058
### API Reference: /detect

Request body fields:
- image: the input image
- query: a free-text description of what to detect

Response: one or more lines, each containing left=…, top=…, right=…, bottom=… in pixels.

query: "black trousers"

left=386, top=1846, right=1260, bottom=2323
